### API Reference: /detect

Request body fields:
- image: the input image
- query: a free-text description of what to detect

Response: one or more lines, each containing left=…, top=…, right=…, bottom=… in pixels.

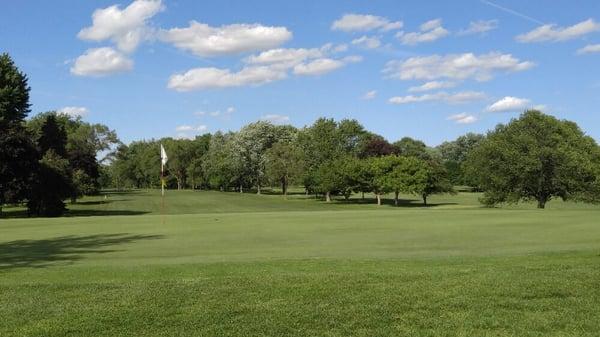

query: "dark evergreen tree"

left=27, top=115, right=73, bottom=216
left=0, top=53, right=38, bottom=214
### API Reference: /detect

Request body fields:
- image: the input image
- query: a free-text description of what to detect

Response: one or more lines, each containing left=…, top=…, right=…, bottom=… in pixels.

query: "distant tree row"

left=3, top=52, right=600, bottom=216
left=0, top=54, right=119, bottom=216
left=106, top=118, right=457, bottom=205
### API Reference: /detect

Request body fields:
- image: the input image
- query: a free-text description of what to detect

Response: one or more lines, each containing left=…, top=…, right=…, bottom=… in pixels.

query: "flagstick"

left=161, top=162, right=165, bottom=225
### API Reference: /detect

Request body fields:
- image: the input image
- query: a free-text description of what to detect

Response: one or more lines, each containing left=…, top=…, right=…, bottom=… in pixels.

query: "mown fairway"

left=1, top=190, right=600, bottom=336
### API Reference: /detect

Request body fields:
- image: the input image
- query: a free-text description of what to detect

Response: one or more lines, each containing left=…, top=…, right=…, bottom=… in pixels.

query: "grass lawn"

left=1, top=190, right=600, bottom=336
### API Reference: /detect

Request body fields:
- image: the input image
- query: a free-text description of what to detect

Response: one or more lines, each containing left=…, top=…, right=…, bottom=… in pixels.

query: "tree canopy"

left=465, top=110, right=600, bottom=208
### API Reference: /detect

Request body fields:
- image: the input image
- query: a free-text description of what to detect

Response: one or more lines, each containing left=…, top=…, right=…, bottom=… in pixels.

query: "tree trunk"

left=240, top=184, right=243, bottom=193
left=177, top=180, right=181, bottom=190
left=537, top=197, right=547, bottom=209
left=281, top=177, right=287, bottom=196
left=394, top=191, right=399, bottom=206
left=325, top=191, right=331, bottom=202
left=362, top=192, right=365, bottom=200
left=422, top=194, right=427, bottom=206
left=71, top=196, right=77, bottom=204
left=257, top=184, right=261, bottom=195
left=376, top=194, right=381, bottom=206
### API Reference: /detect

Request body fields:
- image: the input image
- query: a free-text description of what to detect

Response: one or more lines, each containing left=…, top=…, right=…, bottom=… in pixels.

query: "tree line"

left=3, top=52, right=600, bottom=217
left=1, top=54, right=119, bottom=216
left=108, top=119, right=456, bottom=205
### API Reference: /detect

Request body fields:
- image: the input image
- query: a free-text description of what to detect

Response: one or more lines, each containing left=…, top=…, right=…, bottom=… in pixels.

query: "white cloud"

left=168, top=43, right=359, bottom=90
left=331, top=14, right=402, bottom=32
left=160, top=21, right=292, bottom=57
left=78, top=0, right=163, bottom=53
left=293, top=55, right=362, bottom=76
left=408, top=81, right=456, bottom=92
left=361, top=90, right=377, bottom=100
left=516, top=19, right=600, bottom=43
left=245, top=47, right=323, bottom=67
left=351, top=35, right=382, bottom=49
left=175, top=124, right=207, bottom=132
left=397, top=19, right=449, bottom=45
left=388, top=91, right=486, bottom=105
left=577, top=44, right=600, bottom=55
left=71, top=47, right=133, bottom=76
left=486, top=96, right=531, bottom=112
left=167, top=66, right=287, bottom=91
left=447, top=113, right=478, bottom=124
left=261, top=114, right=290, bottom=124
left=58, top=106, right=89, bottom=117
left=293, top=58, right=345, bottom=76
left=458, top=20, right=499, bottom=36
left=383, top=52, right=534, bottom=82
left=175, top=124, right=208, bottom=139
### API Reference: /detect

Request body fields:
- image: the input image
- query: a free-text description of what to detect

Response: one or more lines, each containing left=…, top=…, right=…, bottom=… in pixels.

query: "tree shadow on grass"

left=330, top=197, right=458, bottom=208
left=0, top=233, right=163, bottom=271
left=0, top=209, right=149, bottom=219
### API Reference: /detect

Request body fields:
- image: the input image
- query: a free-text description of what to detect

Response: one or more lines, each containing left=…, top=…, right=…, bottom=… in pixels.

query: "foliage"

left=437, top=133, right=485, bottom=186
left=0, top=53, right=37, bottom=211
left=465, top=110, right=600, bottom=208
left=265, top=141, right=304, bottom=196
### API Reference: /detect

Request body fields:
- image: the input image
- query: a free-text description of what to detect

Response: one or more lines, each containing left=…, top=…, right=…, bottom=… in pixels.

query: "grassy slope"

left=1, top=190, right=600, bottom=336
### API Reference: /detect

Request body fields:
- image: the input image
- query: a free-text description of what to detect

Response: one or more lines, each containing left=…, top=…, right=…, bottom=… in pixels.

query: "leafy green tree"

left=465, top=110, right=600, bottom=208
left=265, top=141, right=304, bottom=196
left=392, top=137, right=431, bottom=159
left=235, top=121, right=284, bottom=194
left=437, top=133, right=484, bottom=186
left=27, top=115, right=73, bottom=216
left=0, top=53, right=38, bottom=213
left=368, top=156, right=398, bottom=205
left=314, top=160, right=344, bottom=202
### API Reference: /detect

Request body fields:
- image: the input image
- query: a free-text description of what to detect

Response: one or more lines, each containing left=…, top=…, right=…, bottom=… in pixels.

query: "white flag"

left=160, top=144, right=168, bottom=166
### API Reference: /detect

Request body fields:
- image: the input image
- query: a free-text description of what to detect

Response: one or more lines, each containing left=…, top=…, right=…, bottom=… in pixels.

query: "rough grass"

left=1, top=190, right=600, bottom=336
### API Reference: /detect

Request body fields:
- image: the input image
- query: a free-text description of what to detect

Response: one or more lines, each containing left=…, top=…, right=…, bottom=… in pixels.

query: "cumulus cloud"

left=447, top=113, right=478, bottom=124
left=175, top=124, right=208, bottom=139
left=331, top=13, right=402, bottom=32
left=408, top=81, right=456, bottom=92
left=71, top=47, right=133, bottom=76
left=383, top=52, right=534, bottom=82
left=577, top=44, right=600, bottom=55
left=168, top=43, right=360, bottom=91
left=458, top=20, right=499, bottom=36
left=175, top=124, right=207, bottom=132
left=397, top=19, right=449, bottom=45
left=351, top=35, right=382, bottom=49
left=361, top=90, right=377, bottom=100
left=58, top=106, right=89, bottom=117
left=245, top=47, right=324, bottom=67
left=261, top=114, right=290, bottom=124
left=293, top=58, right=345, bottom=76
left=167, top=66, right=287, bottom=91
left=486, top=96, right=531, bottom=112
left=159, top=21, right=292, bottom=57
left=516, top=19, right=600, bottom=43
left=78, top=0, right=163, bottom=53
left=388, top=91, right=486, bottom=105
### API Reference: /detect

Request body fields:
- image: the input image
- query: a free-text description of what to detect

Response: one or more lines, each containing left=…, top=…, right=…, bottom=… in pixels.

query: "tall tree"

left=393, top=137, right=431, bottom=160
left=27, top=116, right=73, bottom=216
left=437, top=133, right=484, bottom=186
left=265, top=141, right=304, bottom=196
left=465, top=110, right=600, bottom=208
left=0, top=53, right=38, bottom=214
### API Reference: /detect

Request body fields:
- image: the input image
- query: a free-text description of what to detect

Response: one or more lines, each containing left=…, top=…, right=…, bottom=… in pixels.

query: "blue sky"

left=2, top=0, right=599, bottom=145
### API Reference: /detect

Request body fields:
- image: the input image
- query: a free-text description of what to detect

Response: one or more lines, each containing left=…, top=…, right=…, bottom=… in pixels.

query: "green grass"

left=1, top=190, right=600, bottom=336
